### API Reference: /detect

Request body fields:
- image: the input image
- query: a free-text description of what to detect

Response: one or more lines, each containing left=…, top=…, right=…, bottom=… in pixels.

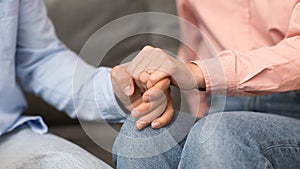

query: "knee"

left=178, top=112, right=250, bottom=167
left=113, top=113, right=194, bottom=160
left=184, top=112, right=249, bottom=153
left=116, top=116, right=168, bottom=141
left=113, top=116, right=172, bottom=159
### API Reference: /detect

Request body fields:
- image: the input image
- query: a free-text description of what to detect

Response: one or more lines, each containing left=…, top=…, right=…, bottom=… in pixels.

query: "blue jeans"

left=113, top=91, right=300, bottom=169
left=0, top=125, right=112, bottom=169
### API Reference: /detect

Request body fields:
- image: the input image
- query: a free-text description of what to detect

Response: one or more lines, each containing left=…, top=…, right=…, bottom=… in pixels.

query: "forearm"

left=16, top=0, right=126, bottom=122
left=191, top=37, right=300, bottom=96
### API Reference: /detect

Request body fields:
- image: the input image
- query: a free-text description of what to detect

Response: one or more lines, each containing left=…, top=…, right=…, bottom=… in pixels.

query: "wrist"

left=187, top=62, right=206, bottom=90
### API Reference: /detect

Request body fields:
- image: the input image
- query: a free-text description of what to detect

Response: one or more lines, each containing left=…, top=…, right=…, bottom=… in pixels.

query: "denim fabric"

left=209, top=91, right=300, bottom=119
left=113, top=113, right=194, bottom=169
left=113, top=91, right=300, bottom=169
left=179, top=112, right=300, bottom=169
left=0, top=125, right=112, bottom=169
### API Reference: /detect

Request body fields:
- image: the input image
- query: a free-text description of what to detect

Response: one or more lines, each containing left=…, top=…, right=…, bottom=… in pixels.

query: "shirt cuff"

left=218, top=50, right=238, bottom=94
left=6, top=116, right=48, bottom=135
left=94, top=67, right=127, bottom=123
left=191, top=50, right=237, bottom=95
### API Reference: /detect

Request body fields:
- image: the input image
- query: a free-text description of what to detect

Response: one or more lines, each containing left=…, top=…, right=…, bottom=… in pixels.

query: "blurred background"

left=24, top=0, right=180, bottom=167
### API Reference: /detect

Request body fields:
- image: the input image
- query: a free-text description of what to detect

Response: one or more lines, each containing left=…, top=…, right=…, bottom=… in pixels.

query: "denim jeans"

left=113, top=91, right=300, bottom=169
left=0, top=125, right=112, bottom=169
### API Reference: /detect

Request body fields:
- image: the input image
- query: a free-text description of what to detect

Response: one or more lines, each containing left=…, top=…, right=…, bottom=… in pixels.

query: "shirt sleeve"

left=193, top=3, right=300, bottom=96
left=16, top=0, right=126, bottom=122
left=176, top=0, right=210, bottom=117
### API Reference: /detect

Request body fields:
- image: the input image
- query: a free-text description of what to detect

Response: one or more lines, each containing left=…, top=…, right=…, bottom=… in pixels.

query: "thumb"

left=111, top=64, right=135, bottom=96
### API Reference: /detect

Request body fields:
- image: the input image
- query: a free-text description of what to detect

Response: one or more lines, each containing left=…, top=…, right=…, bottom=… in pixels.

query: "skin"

left=127, top=46, right=205, bottom=91
left=111, top=64, right=174, bottom=130
left=111, top=46, right=205, bottom=130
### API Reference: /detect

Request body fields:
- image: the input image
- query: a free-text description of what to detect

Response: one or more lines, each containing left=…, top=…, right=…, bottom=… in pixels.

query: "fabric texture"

left=113, top=91, right=300, bottom=168
left=0, top=125, right=112, bottom=169
left=177, top=0, right=300, bottom=95
left=176, top=0, right=300, bottom=116
left=0, top=0, right=126, bottom=136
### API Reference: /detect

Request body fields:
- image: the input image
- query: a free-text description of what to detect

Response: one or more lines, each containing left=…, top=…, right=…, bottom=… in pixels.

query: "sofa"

left=24, top=0, right=179, bottom=167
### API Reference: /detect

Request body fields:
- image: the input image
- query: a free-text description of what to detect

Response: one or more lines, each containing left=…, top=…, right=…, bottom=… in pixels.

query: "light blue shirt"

left=0, top=0, right=126, bottom=136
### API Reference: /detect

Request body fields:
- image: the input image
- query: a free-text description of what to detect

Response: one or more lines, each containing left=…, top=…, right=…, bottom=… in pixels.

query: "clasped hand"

left=111, top=46, right=204, bottom=130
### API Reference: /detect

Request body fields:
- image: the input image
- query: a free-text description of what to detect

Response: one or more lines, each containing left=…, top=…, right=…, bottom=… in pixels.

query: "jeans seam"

left=260, top=142, right=300, bottom=169
left=261, top=142, right=300, bottom=155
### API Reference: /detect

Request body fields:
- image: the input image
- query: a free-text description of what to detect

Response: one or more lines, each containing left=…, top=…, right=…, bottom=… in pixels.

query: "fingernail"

left=136, top=121, right=147, bottom=130
left=131, top=109, right=140, bottom=117
left=151, top=122, right=161, bottom=129
left=124, top=86, right=131, bottom=95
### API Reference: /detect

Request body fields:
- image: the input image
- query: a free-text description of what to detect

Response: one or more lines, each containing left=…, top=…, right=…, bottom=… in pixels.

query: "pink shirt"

left=176, top=0, right=300, bottom=116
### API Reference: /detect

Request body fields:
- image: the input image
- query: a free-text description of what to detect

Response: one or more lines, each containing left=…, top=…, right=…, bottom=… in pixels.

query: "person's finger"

left=111, top=65, right=135, bottom=96
left=131, top=94, right=164, bottom=118
left=127, top=46, right=155, bottom=77
left=146, top=70, right=171, bottom=89
left=135, top=104, right=167, bottom=130
left=143, top=78, right=170, bottom=102
left=127, top=50, right=151, bottom=93
left=111, top=64, right=145, bottom=111
left=128, top=46, right=165, bottom=81
left=135, top=104, right=165, bottom=130
left=135, top=95, right=167, bottom=130
left=139, top=71, right=151, bottom=85
left=151, top=91, right=174, bottom=129
left=138, top=68, right=160, bottom=91
left=128, top=92, right=143, bottom=110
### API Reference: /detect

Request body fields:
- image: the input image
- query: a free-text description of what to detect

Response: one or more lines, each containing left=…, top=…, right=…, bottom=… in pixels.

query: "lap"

left=210, top=91, right=300, bottom=118
left=114, top=111, right=300, bottom=168
left=191, top=111, right=300, bottom=142
left=114, top=91, right=300, bottom=168
left=0, top=125, right=112, bottom=169
left=181, top=111, right=300, bottom=168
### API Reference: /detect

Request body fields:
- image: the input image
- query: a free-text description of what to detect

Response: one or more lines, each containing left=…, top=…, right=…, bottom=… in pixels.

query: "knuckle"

left=154, top=48, right=165, bottom=57
left=133, top=73, right=140, bottom=81
left=141, top=79, right=147, bottom=84
left=148, top=90, right=160, bottom=99
left=154, top=47, right=161, bottom=52
left=159, top=118, right=169, bottom=125
left=110, top=66, right=119, bottom=79
left=140, top=75, right=148, bottom=84
left=143, top=45, right=154, bottom=51
left=146, top=102, right=153, bottom=111
left=149, top=75, right=157, bottom=83
left=165, top=78, right=171, bottom=86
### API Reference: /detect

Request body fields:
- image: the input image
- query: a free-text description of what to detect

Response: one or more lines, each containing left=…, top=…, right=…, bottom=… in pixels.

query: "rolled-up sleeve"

left=193, top=3, right=300, bottom=96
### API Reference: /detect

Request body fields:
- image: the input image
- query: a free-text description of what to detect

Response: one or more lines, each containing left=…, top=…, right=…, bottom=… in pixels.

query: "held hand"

left=133, top=78, right=174, bottom=130
left=111, top=64, right=143, bottom=112
left=111, top=63, right=174, bottom=130
left=127, top=46, right=205, bottom=91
